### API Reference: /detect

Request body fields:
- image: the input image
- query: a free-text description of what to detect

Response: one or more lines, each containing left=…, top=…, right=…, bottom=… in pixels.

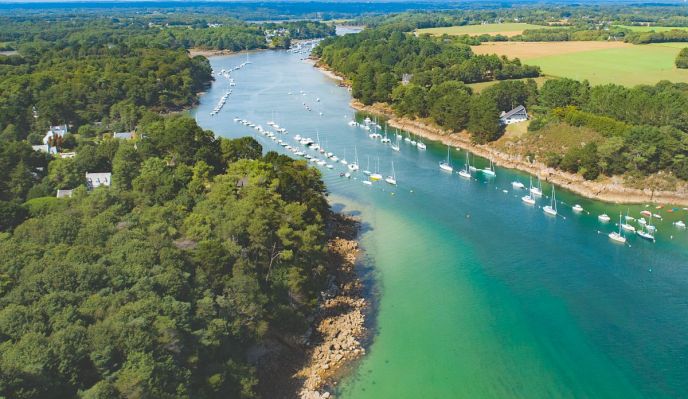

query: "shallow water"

left=192, top=48, right=688, bottom=399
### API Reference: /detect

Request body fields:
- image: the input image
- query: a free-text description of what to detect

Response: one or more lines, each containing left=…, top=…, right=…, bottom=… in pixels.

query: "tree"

left=430, top=90, right=471, bottom=131
left=468, top=94, right=502, bottom=143
left=676, top=47, right=688, bottom=69
left=48, top=158, right=84, bottom=190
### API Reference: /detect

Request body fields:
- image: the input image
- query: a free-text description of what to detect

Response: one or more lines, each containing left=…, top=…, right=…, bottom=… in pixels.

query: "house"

left=59, top=152, right=76, bottom=159
left=43, top=125, right=68, bottom=145
left=113, top=131, right=134, bottom=140
left=56, top=189, right=73, bottom=198
left=500, top=105, right=528, bottom=125
left=401, top=73, right=413, bottom=85
left=86, top=172, right=111, bottom=189
left=32, top=144, right=56, bottom=154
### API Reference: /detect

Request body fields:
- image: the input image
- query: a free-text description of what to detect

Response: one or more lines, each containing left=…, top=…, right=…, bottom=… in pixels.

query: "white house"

left=32, top=144, right=57, bottom=154
left=500, top=105, right=528, bottom=125
left=113, top=131, right=134, bottom=140
left=86, top=172, right=111, bottom=189
left=43, top=125, right=68, bottom=145
left=59, top=152, right=76, bottom=159
left=56, top=189, right=73, bottom=198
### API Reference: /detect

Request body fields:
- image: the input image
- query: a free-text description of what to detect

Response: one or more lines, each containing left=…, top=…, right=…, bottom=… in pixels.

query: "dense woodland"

left=316, top=24, right=688, bottom=183
left=0, top=11, right=339, bottom=399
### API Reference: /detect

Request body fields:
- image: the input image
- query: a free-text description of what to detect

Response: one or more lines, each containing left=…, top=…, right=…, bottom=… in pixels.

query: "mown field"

left=472, top=41, right=688, bottom=86
left=467, top=76, right=551, bottom=93
left=417, top=23, right=557, bottom=37
left=615, top=25, right=688, bottom=32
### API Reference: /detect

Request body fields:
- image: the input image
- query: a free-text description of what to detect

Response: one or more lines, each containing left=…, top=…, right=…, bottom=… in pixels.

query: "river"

left=191, top=38, right=688, bottom=399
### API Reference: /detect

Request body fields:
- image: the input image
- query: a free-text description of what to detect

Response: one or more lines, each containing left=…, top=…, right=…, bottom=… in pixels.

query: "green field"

left=615, top=25, right=688, bottom=32
left=467, top=76, right=551, bottom=93
left=417, top=23, right=555, bottom=37
left=526, top=43, right=688, bottom=86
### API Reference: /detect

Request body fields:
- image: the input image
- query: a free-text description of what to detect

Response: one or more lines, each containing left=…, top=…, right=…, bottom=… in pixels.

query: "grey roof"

left=56, top=189, right=73, bottom=198
left=113, top=132, right=134, bottom=140
left=86, top=172, right=112, bottom=189
left=501, top=105, right=527, bottom=119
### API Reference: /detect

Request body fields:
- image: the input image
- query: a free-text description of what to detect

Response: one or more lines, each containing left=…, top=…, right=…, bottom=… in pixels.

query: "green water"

left=193, top=48, right=688, bottom=398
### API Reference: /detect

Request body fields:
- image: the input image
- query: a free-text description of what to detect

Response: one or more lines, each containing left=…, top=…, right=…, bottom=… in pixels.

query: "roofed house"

left=500, top=105, right=528, bottom=125
left=86, top=172, right=111, bottom=189
left=32, top=144, right=56, bottom=154
left=56, top=189, right=73, bottom=198
left=43, top=124, right=68, bottom=145
left=113, top=131, right=134, bottom=140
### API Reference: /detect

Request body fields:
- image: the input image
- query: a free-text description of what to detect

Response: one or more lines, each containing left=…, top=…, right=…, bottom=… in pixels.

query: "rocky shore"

left=297, top=213, right=367, bottom=399
left=254, top=213, right=368, bottom=399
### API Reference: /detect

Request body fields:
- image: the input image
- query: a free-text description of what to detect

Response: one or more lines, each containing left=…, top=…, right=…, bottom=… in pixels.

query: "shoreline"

left=350, top=100, right=688, bottom=206
left=310, top=59, right=688, bottom=206
left=254, top=213, right=368, bottom=399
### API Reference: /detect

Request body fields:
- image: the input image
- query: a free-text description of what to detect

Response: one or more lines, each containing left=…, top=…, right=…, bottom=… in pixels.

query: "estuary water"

left=192, top=47, right=688, bottom=399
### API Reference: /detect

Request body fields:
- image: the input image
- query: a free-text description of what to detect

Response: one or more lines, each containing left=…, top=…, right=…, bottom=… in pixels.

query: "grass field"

left=417, top=23, right=557, bottom=37
left=467, top=76, right=552, bottom=93
left=472, top=41, right=688, bottom=86
left=615, top=25, right=688, bottom=32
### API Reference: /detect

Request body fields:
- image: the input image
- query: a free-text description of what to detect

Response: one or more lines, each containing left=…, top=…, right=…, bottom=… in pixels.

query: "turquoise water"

left=192, top=49, right=688, bottom=398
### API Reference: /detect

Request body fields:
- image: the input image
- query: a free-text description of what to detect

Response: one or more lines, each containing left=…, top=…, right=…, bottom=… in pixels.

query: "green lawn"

left=417, top=23, right=556, bottom=37
left=615, top=25, right=688, bottom=32
left=467, top=76, right=552, bottom=93
left=526, top=43, right=688, bottom=86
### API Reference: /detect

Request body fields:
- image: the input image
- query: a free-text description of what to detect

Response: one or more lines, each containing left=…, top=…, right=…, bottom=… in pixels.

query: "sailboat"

left=385, top=161, right=397, bottom=185
left=482, top=159, right=496, bottom=177
left=348, top=147, right=360, bottom=171
left=636, top=217, right=656, bottom=242
left=598, top=213, right=611, bottom=222
left=609, top=213, right=627, bottom=244
left=511, top=180, right=525, bottom=189
left=416, top=137, right=427, bottom=150
left=390, top=134, right=400, bottom=152
left=363, top=156, right=372, bottom=176
left=521, top=177, right=536, bottom=205
left=543, top=186, right=558, bottom=216
left=370, top=157, right=383, bottom=181
left=404, top=132, right=411, bottom=143
left=381, top=127, right=391, bottom=144
left=439, top=146, right=453, bottom=172
left=409, top=133, right=417, bottom=146
left=340, top=149, right=348, bottom=165
left=620, top=210, right=636, bottom=233
left=530, top=176, right=543, bottom=197
left=458, top=152, right=471, bottom=179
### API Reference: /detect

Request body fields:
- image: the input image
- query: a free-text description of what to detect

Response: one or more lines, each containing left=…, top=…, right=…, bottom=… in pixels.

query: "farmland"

left=417, top=23, right=558, bottom=37
left=615, top=25, right=688, bottom=32
left=472, top=41, right=688, bottom=86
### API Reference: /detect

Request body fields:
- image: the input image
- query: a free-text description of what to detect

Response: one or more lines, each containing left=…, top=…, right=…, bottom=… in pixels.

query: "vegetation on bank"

left=0, top=114, right=333, bottom=399
left=316, top=26, right=688, bottom=184
left=0, top=13, right=338, bottom=398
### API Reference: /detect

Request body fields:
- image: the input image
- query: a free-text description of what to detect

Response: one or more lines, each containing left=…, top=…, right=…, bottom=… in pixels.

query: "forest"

left=0, top=114, right=332, bottom=399
left=315, top=25, right=688, bottom=183
left=0, top=11, right=338, bottom=398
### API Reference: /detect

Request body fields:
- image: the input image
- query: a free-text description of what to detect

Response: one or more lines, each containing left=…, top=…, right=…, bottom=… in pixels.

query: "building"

left=56, top=189, right=73, bottom=198
left=43, top=125, right=68, bottom=145
left=401, top=73, right=413, bottom=85
left=113, top=131, right=134, bottom=140
left=86, top=172, right=111, bottom=189
left=32, top=144, right=56, bottom=154
left=500, top=105, right=528, bottom=125
left=59, top=152, right=76, bottom=159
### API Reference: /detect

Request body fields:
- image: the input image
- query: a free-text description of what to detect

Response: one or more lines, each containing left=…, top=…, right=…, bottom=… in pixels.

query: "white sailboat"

left=348, top=147, right=360, bottom=171
left=620, top=210, right=636, bottom=233
left=439, top=146, right=453, bottom=172
left=363, top=156, right=372, bottom=176
left=511, top=180, right=525, bottom=189
left=609, top=213, right=627, bottom=244
left=636, top=219, right=656, bottom=242
left=521, top=177, right=536, bottom=205
left=530, top=176, right=543, bottom=197
left=482, top=159, right=496, bottom=177
left=390, top=134, right=400, bottom=152
left=416, top=137, right=427, bottom=150
left=572, top=204, right=584, bottom=213
left=458, top=152, right=471, bottom=179
left=543, top=186, right=558, bottom=216
left=598, top=213, right=611, bottom=223
left=385, top=161, right=397, bottom=185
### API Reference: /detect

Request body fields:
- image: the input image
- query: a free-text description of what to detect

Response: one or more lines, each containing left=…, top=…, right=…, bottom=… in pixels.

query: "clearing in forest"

left=471, top=41, right=688, bottom=86
left=417, top=23, right=558, bottom=37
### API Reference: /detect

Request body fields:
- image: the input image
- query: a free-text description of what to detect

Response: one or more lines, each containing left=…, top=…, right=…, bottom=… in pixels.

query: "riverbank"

left=254, top=213, right=368, bottom=399
left=350, top=100, right=688, bottom=206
